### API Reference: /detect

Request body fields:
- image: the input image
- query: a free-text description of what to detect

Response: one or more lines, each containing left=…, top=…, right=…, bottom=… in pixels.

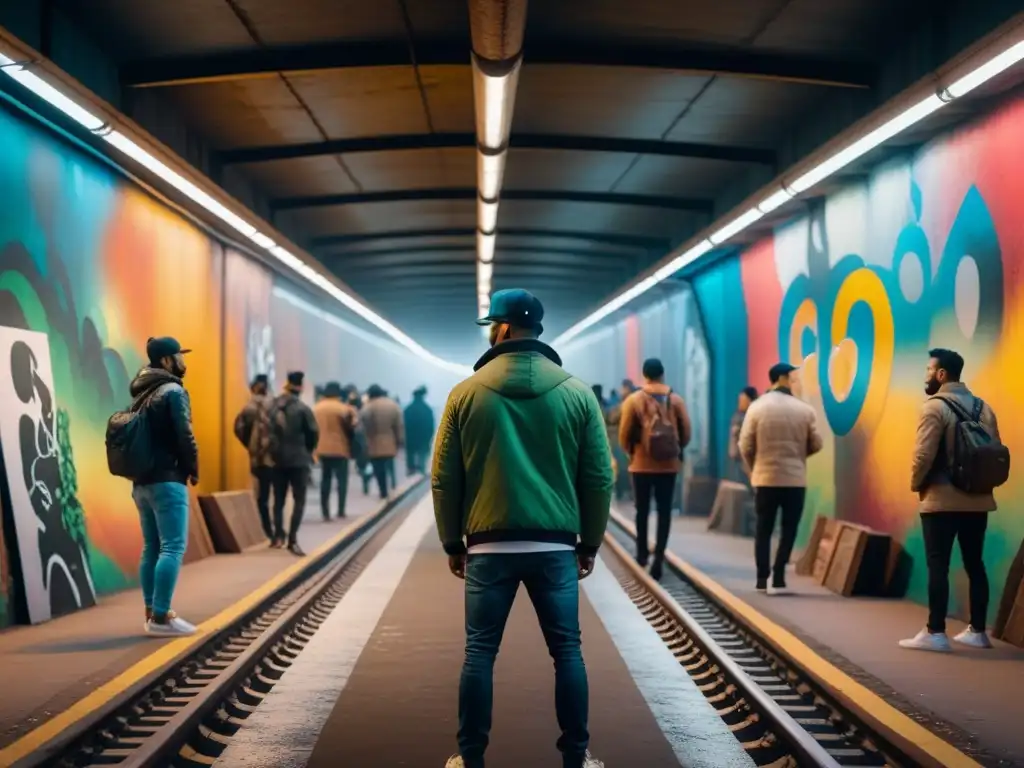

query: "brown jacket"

left=313, top=397, right=357, bottom=459
left=739, top=388, right=822, bottom=487
left=910, top=382, right=999, bottom=513
left=360, top=396, right=404, bottom=459
left=618, top=384, right=692, bottom=474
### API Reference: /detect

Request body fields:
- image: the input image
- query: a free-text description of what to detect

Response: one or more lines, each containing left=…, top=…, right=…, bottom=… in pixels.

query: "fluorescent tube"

left=478, top=151, right=505, bottom=201
left=477, top=230, right=496, bottom=264
left=946, top=39, right=1024, bottom=98
left=478, top=197, right=499, bottom=234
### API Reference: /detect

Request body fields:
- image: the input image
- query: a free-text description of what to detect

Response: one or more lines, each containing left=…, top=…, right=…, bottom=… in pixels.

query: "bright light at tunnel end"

left=551, top=34, right=1024, bottom=350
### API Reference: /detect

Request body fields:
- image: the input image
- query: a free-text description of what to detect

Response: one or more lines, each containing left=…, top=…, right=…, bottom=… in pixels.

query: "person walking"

left=738, top=363, right=823, bottom=594
left=403, top=385, right=435, bottom=474
left=434, top=288, right=612, bottom=768
left=268, top=371, right=319, bottom=555
left=728, top=386, right=759, bottom=485
left=233, top=374, right=276, bottom=541
left=900, top=348, right=1008, bottom=652
left=618, top=359, right=691, bottom=581
left=605, top=380, right=636, bottom=501
left=359, top=384, right=403, bottom=499
left=125, top=336, right=199, bottom=637
left=313, top=381, right=358, bottom=520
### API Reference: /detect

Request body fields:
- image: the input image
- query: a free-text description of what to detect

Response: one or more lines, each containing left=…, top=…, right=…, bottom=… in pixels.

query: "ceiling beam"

left=325, top=252, right=632, bottom=271
left=319, top=244, right=643, bottom=262
left=272, top=187, right=712, bottom=213
left=336, top=261, right=625, bottom=279
left=310, top=227, right=669, bottom=250
left=121, top=40, right=872, bottom=90
left=218, top=132, right=775, bottom=165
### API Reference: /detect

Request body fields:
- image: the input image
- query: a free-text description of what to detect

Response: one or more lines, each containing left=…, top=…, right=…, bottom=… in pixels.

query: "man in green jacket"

left=434, top=289, right=612, bottom=768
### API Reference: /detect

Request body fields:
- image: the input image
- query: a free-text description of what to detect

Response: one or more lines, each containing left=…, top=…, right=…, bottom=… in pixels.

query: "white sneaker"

left=898, top=627, right=951, bottom=652
left=767, top=585, right=791, bottom=596
left=583, top=750, right=605, bottom=768
left=145, top=613, right=197, bottom=637
left=953, top=626, right=993, bottom=648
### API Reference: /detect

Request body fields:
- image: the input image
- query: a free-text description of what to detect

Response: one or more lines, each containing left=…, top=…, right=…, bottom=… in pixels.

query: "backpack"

left=932, top=395, right=1010, bottom=494
left=267, top=395, right=297, bottom=464
left=105, top=385, right=170, bottom=480
left=641, top=390, right=681, bottom=462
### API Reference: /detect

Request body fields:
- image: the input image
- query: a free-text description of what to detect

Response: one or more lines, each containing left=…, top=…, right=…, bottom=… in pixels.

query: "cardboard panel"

left=995, top=537, right=1024, bottom=639
left=182, top=492, right=216, bottom=565
left=811, top=519, right=843, bottom=583
left=796, top=515, right=828, bottom=576
left=824, top=523, right=892, bottom=597
left=198, top=491, right=267, bottom=553
left=707, top=480, right=754, bottom=536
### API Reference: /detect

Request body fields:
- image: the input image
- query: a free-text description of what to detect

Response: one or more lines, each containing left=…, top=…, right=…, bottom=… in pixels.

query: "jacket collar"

left=938, top=381, right=968, bottom=394
left=772, top=386, right=793, bottom=396
left=473, top=338, right=562, bottom=372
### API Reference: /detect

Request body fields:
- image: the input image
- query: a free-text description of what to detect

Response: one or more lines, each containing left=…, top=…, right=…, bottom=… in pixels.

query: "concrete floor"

left=0, top=463, right=416, bottom=749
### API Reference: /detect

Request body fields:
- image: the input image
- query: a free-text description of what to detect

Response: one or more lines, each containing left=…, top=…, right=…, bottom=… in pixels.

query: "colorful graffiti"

left=712, top=94, right=1024, bottom=617
left=0, top=97, right=460, bottom=628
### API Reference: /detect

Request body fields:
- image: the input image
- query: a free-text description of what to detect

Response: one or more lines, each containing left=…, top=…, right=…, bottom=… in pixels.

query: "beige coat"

left=910, top=382, right=999, bottom=513
left=360, top=397, right=404, bottom=459
left=739, top=389, right=822, bottom=487
left=618, top=384, right=692, bottom=474
left=313, top=397, right=357, bottom=459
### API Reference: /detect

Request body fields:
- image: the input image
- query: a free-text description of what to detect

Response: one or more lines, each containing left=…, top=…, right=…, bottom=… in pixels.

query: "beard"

left=173, top=361, right=187, bottom=379
left=489, top=323, right=501, bottom=347
left=924, top=376, right=939, bottom=396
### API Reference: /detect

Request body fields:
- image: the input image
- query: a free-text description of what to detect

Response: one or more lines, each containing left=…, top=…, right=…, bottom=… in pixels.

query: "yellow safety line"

left=609, top=508, right=984, bottom=768
left=0, top=476, right=424, bottom=767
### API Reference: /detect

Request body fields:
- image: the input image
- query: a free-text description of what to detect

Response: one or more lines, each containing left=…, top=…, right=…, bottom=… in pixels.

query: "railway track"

left=603, top=514, right=907, bottom=768
left=19, top=483, right=424, bottom=768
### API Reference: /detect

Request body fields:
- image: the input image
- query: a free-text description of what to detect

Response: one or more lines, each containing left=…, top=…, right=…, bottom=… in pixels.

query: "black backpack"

left=932, top=395, right=1010, bottom=494
left=105, top=385, right=170, bottom=480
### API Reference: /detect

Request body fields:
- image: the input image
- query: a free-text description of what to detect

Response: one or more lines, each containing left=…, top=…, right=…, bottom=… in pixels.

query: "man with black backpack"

left=618, top=358, right=691, bottom=581
left=901, top=348, right=1008, bottom=652
left=268, top=371, right=319, bottom=556
left=106, top=336, right=198, bottom=637
left=233, top=374, right=276, bottom=542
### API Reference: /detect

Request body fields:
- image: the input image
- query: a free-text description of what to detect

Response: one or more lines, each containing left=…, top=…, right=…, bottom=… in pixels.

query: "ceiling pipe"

left=468, top=0, right=528, bottom=322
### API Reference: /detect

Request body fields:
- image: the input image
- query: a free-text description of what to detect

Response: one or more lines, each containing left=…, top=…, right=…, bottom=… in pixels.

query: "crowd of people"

left=105, top=335, right=435, bottom=639
left=109, top=286, right=1009, bottom=766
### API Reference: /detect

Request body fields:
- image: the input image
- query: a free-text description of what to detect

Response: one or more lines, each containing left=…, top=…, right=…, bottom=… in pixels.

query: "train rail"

left=18, top=483, right=424, bottom=768
left=604, top=512, right=926, bottom=768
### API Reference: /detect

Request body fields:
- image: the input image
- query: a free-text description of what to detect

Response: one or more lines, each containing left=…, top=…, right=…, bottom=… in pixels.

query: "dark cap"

left=287, top=371, right=305, bottom=387
left=768, top=362, right=798, bottom=384
left=251, top=373, right=269, bottom=387
left=323, top=381, right=343, bottom=397
left=146, top=336, right=190, bottom=364
left=476, top=288, right=544, bottom=333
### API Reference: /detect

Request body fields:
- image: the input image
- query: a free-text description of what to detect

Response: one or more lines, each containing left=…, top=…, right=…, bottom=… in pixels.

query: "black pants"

left=272, top=466, right=309, bottom=544
left=633, top=473, right=677, bottom=564
left=252, top=466, right=275, bottom=539
left=754, top=486, right=806, bottom=584
left=319, top=456, right=349, bottom=519
left=407, top=444, right=429, bottom=474
left=922, top=512, right=989, bottom=633
left=370, top=457, right=392, bottom=499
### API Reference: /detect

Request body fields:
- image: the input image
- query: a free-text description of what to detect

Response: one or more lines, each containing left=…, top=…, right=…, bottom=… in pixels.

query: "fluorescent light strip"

left=478, top=197, right=499, bottom=233
left=552, top=36, right=1024, bottom=348
left=477, top=260, right=493, bottom=284
left=0, top=57, right=106, bottom=131
left=478, top=151, right=505, bottom=201
left=272, top=286, right=407, bottom=356
left=477, top=230, right=495, bottom=263
left=473, top=59, right=521, bottom=151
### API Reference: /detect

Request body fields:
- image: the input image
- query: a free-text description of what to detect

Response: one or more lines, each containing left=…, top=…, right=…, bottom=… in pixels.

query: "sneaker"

left=288, top=542, right=306, bottom=557
left=145, top=613, right=197, bottom=637
left=755, top=579, right=767, bottom=592
left=650, top=559, right=664, bottom=581
left=953, top=626, right=993, bottom=649
left=583, top=751, right=605, bottom=768
left=271, top=536, right=285, bottom=549
left=898, top=627, right=951, bottom=652
left=768, top=580, right=791, bottom=596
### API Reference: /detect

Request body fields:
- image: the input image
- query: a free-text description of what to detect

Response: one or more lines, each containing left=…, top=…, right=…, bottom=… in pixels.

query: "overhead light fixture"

left=0, top=49, right=472, bottom=376
left=0, top=55, right=106, bottom=132
left=652, top=239, right=713, bottom=282
left=946, top=39, right=1024, bottom=98
left=477, top=260, right=493, bottom=284
left=552, top=28, right=1024, bottom=350
left=478, top=151, right=506, bottom=201
left=477, top=230, right=495, bottom=264
left=472, top=54, right=521, bottom=151
left=478, top=197, right=499, bottom=234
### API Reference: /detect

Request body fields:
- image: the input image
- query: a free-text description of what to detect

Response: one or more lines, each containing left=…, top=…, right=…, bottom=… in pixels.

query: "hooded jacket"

left=234, top=392, right=273, bottom=469
left=432, top=339, right=614, bottom=557
left=128, top=367, right=199, bottom=486
left=268, top=391, right=319, bottom=469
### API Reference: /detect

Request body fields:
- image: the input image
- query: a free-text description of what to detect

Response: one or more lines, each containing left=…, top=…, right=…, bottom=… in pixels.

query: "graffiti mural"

left=0, top=328, right=96, bottom=622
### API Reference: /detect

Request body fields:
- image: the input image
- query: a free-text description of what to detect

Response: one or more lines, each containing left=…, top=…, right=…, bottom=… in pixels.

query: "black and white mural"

left=0, top=327, right=96, bottom=623
left=246, top=322, right=276, bottom=392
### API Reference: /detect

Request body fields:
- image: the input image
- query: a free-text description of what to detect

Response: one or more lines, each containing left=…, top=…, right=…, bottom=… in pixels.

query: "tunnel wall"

left=0, top=100, right=458, bottom=628
left=573, top=93, right=1024, bottom=619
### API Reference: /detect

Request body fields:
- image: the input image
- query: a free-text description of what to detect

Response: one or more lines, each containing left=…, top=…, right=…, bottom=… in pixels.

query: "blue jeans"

left=459, top=551, right=589, bottom=768
left=132, top=482, right=189, bottom=616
